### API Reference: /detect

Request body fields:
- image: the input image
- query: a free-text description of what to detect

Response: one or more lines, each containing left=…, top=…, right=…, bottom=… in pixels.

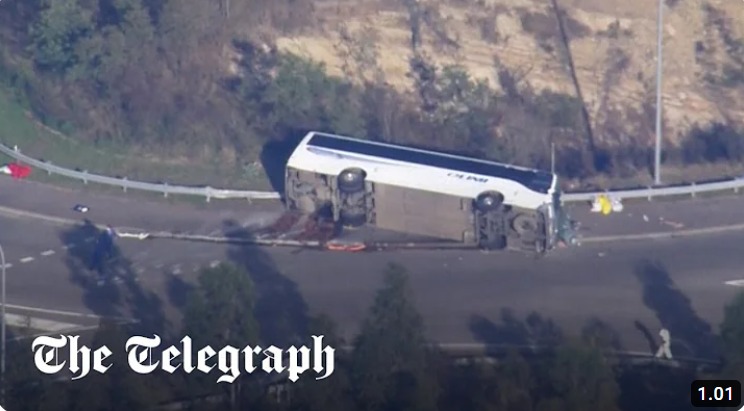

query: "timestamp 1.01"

left=691, top=380, right=741, bottom=408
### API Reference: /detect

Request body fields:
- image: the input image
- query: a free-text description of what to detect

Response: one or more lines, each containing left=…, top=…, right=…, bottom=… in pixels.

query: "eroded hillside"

left=273, top=0, right=744, bottom=147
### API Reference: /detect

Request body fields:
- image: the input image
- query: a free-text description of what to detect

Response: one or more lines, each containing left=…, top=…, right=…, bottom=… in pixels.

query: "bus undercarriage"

left=284, top=167, right=571, bottom=255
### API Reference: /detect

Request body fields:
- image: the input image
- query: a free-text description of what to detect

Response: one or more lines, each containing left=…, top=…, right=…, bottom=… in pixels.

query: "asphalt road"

left=1, top=178, right=744, bottom=359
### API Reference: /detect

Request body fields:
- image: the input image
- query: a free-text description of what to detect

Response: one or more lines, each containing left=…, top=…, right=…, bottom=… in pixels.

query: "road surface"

left=2, top=177, right=744, bottom=357
left=1, top=204, right=743, bottom=359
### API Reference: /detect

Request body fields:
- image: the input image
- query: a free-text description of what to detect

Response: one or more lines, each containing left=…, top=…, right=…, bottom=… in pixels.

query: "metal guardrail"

left=3, top=142, right=744, bottom=202
left=561, top=176, right=744, bottom=202
left=0, top=144, right=280, bottom=201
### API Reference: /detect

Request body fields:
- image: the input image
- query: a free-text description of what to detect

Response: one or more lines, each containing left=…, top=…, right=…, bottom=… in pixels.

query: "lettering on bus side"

left=447, top=172, right=488, bottom=183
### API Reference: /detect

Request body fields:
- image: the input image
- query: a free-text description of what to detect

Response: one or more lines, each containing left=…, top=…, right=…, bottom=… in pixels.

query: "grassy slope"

left=0, top=86, right=273, bottom=192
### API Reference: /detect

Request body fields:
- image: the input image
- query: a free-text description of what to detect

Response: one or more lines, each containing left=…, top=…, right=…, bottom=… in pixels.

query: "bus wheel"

left=512, top=214, right=537, bottom=235
left=475, top=191, right=504, bottom=212
left=338, top=168, right=366, bottom=193
left=479, top=234, right=506, bottom=250
left=340, top=209, right=366, bottom=227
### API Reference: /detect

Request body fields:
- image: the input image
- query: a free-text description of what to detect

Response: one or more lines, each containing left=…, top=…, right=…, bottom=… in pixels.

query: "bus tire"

left=512, top=214, right=538, bottom=235
left=475, top=191, right=504, bottom=212
left=480, top=234, right=507, bottom=250
left=340, top=209, right=366, bottom=227
left=338, top=168, right=366, bottom=193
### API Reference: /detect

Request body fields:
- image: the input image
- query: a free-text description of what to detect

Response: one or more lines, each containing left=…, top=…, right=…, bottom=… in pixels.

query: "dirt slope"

left=271, top=0, right=744, bottom=146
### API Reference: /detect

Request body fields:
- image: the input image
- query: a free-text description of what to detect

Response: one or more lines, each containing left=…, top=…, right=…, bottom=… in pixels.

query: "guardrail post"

left=164, top=182, right=168, bottom=198
left=122, top=177, right=128, bottom=193
left=83, top=170, right=88, bottom=185
left=691, top=182, right=696, bottom=198
left=45, top=161, right=51, bottom=175
left=205, top=187, right=211, bottom=203
left=647, top=187, right=653, bottom=201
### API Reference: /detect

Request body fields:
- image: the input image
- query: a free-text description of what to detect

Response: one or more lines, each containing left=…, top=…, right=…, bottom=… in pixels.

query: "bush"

left=681, top=122, right=744, bottom=164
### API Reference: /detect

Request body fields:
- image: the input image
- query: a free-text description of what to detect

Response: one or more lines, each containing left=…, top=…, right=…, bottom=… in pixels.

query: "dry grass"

left=274, top=0, right=744, bottom=147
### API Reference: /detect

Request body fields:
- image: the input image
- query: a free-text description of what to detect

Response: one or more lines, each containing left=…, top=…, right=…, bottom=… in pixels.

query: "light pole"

left=551, top=141, right=556, bottom=174
left=654, top=0, right=664, bottom=185
left=0, top=243, right=5, bottom=404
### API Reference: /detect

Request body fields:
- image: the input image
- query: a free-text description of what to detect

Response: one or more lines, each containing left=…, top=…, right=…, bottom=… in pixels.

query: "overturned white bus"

left=284, top=131, right=578, bottom=255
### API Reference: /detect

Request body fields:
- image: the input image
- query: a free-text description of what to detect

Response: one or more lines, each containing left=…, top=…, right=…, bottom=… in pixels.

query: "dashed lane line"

left=2, top=240, right=216, bottom=277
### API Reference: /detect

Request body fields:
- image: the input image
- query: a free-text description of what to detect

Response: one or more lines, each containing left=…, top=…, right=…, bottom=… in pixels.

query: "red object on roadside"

left=7, top=163, right=31, bottom=179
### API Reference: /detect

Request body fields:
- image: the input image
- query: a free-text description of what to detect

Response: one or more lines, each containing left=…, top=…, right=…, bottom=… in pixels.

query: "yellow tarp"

left=599, top=195, right=612, bottom=215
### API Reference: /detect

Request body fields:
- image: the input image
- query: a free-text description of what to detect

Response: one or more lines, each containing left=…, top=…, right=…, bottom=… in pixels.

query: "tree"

left=259, top=54, right=367, bottom=139
left=66, top=320, right=166, bottom=411
left=29, top=0, right=94, bottom=74
left=534, top=341, right=621, bottom=411
left=720, top=291, right=744, bottom=380
left=181, top=262, right=261, bottom=409
left=183, top=262, right=260, bottom=346
left=443, top=350, right=534, bottom=411
left=350, top=262, right=441, bottom=411
left=4, top=336, right=71, bottom=411
left=289, top=315, right=355, bottom=411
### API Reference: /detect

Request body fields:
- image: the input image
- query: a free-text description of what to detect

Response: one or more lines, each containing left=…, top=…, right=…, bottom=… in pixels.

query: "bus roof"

left=303, top=132, right=555, bottom=194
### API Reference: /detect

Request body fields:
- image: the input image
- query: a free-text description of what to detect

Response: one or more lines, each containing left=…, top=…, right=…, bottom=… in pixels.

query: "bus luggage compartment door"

left=371, top=184, right=470, bottom=241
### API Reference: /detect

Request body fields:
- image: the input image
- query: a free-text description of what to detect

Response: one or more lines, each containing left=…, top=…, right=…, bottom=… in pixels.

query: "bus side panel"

left=370, top=182, right=474, bottom=242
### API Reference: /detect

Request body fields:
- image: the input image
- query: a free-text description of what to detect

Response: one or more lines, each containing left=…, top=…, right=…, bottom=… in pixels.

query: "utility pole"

left=654, top=0, right=664, bottom=185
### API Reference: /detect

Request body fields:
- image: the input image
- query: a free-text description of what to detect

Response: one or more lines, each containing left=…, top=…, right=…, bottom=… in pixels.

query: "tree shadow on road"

left=221, top=219, right=310, bottom=347
left=469, top=308, right=564, bottom=351
left=633, top=259, right=720, bottom=360
left=469, top=309, right=625, bottom=354
left=58, top=220, right=168, bottom=335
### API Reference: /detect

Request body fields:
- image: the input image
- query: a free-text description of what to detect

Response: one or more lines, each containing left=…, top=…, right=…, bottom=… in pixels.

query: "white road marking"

left=4, top=303, right=129, bottom=320
left=210, top=260, right=220, bottom=268
left=19, top=257, right=34, bottom=263
left=40, top=249, right=55, bottom=256
left=4, top=313, right=81, bottom=333
left=0, top=263, right=12, bottom=269
left=61, top=243, right=76, bottom=249
left=725, top=280, right=744, bottom=287
left=172, top=265, right=182, bottom=275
